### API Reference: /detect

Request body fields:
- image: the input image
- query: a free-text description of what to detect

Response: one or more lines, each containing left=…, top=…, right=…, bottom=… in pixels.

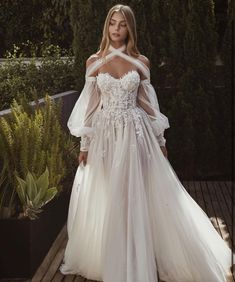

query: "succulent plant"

left=15, top=166, right=57, bottom=219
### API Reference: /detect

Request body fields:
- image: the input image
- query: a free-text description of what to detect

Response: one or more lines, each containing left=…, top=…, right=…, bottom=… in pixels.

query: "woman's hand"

left=160, top=146, right=168, bottom=158
left=78, top=151, right=88, bottom=166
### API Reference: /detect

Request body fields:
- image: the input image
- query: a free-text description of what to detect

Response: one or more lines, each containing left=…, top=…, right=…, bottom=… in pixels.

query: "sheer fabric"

left=61, top=44, right=235, bottom=282
left=137, top=79, right=169, bottom=146
left=67, top=44, right=169, bottom=150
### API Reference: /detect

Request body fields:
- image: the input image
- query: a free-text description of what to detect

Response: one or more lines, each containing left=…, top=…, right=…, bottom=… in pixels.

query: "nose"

left=115, top=24, right=120, bottom=31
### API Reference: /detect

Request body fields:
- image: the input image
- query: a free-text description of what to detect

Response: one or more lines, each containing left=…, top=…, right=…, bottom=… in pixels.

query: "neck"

left=108, top=42, right=126, bottom=53
left=110, top=41, right=125, bottom=49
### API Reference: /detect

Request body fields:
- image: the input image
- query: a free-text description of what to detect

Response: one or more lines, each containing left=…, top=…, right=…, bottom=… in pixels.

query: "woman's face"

left=108, top=11, right=128, bottom=44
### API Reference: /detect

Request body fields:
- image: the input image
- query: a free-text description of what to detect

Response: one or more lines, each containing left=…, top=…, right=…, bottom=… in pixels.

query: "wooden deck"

left=2, top=181, right=234, bottom=282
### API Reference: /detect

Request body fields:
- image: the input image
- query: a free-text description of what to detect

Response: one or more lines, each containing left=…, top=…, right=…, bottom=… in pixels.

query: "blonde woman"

left=60, top=4, right=234, bottom=282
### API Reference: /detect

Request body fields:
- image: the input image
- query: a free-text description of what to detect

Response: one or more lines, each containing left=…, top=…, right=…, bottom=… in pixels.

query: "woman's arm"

left=137, top=55, right=169, bottom=157
left=78, top=55, right=101, bottom=165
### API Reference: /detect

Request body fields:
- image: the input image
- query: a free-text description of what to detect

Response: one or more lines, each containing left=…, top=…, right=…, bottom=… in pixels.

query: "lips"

left=112, top=33, right=120, bottom=37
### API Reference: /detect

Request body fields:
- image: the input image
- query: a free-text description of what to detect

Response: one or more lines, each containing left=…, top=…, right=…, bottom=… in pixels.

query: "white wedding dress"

left=60, top=45, right=234, bottom=282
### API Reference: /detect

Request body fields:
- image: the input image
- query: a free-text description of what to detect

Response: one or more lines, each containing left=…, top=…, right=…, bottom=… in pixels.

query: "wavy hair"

left=98, top=4, right=140, bottom=58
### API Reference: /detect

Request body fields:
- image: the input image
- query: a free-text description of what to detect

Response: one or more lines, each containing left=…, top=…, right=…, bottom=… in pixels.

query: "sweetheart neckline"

left=97, top=70, right=140, bottom=80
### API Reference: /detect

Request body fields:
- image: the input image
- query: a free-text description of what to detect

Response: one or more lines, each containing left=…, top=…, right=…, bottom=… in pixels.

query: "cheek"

left=121, top=29, right=128, bottom=38
left=108, top=25, right=113, bottom=35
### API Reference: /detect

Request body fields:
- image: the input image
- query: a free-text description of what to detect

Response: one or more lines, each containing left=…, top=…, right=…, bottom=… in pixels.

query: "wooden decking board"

left=207, top=181, right=231, bottom=240
left=74, top=276, right=86, bottom=282
left=51, top=271, right=65, bottom=282
left=214, top=182, right=232, bottom=230
left=194, top=181, right=207, bottom=211
left=42, top=238, right=68, bottom=281
left=212, top=181, right=233, bottom=245
left=63, top=274, right=77, bottom=281
left=201, top=181, right=224, bottom=237
left=224, top=181, right=233, bottom=197
left=219, top=182, right=233, bottom=215
left=26, top=181, right=234, bottom=282
left=32, top=224, right=67, bottom=281
left=218, top=182, right=234, bottom=228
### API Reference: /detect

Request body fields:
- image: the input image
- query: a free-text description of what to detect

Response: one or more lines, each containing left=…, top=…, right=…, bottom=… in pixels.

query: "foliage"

left=70, top=0, right=107, bottom=89
left=0, top=44, right=76, bottom=111
left=0, top=0, right=72, bottom=57
left=15, top=167, right=57, bottom=220
left=219, top=0, right=234, bottom=179
left=0, top=94, right=75, bottom=219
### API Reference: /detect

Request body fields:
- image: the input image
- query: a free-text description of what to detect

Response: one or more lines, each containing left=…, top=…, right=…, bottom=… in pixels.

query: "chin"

left=110, top=37, right=125, bottom=43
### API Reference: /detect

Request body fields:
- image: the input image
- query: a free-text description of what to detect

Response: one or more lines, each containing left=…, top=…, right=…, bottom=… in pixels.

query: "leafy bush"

left=0, top=44, right=76, bottom=111
left=0, top=94, right=78, bottom=219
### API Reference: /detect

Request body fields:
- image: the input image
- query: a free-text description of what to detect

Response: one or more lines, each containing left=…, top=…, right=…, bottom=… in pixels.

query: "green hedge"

left=0, top=0, right=73, bottom=57
left=0, top=45, right=76, bottom=111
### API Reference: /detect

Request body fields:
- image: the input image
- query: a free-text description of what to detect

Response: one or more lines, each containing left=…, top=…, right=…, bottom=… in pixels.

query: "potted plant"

left=0, top=94, right=78, bottom=278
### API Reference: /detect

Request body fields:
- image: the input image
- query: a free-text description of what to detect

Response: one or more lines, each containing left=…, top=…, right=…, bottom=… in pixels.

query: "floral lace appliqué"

left=96, top=71, right=144, bottom=139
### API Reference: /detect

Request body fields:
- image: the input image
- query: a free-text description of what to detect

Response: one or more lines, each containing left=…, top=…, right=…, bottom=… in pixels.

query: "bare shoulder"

left=137, top=54, right=150, bottom=68
left=86, top=53, right=101, bottom=68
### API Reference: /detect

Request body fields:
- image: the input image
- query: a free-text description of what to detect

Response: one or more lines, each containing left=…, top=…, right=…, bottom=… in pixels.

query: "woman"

left=60, top=4, right=234, bottom=282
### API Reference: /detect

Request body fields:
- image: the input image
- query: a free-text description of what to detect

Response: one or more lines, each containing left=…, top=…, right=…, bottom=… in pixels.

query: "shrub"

left=0, top=44, right=76, bottom=111
left=0, top=93, right=77, bottom=219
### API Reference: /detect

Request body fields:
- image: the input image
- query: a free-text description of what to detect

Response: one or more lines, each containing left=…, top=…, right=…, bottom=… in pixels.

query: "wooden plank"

left=207, top=181, right=233, bottom=248
left=193, top=181, right=207, bottom=212
left=214, top=182, right=232, bottom=228
left=42, top=237, right=67, bottom=281
left=181, top=180, right=188, bottom=192
left=200, top=181, right=223, bottom=237
left=32, top=224, right=67, bottom=281
left=218, top=182, right=234, bottom=223
left=74, top=276, right=86, bottom=282
left=51, top=271, right=65, bottom=282
left=186, top=181, right=197, bottom=201
left=63, top=274, right=76, bottom=281
left=224, top=181, right=233, bottom=197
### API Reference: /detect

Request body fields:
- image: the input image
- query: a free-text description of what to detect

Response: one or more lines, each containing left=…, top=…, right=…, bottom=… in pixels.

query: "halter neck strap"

left=86, top=44, right=150, bottom=80
left=108, top=44, right=126, bottom=53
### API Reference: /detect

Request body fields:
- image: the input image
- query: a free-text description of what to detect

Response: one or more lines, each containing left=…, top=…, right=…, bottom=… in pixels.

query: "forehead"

left=111, top=11, right=125, bottom=21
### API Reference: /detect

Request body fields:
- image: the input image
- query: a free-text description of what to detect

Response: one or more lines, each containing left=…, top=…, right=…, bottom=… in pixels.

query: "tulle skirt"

left=60, top=109, right=234, bottom=282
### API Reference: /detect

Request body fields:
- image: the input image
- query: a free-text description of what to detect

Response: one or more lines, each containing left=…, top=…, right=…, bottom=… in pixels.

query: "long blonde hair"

left=98, top=4, right=140, bottom=58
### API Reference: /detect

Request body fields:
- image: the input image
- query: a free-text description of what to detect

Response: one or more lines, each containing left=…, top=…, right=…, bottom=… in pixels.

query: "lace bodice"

left=94, top=70, right=146, bottom=141
left=97, top=70, right=140, bottom=111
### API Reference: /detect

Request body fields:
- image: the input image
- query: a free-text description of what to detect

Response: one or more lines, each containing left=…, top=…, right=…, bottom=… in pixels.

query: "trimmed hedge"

left=0, top=45, right=76, bottom=111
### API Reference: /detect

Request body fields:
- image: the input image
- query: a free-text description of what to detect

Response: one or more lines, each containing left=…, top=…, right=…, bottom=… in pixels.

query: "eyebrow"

left=110, top=18, right=126, bottom=23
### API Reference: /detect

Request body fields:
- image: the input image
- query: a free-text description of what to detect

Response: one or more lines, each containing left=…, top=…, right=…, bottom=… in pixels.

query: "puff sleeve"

left=137, top=78, right=170, bottom=146
left=67, top=76, right=101, bottom=151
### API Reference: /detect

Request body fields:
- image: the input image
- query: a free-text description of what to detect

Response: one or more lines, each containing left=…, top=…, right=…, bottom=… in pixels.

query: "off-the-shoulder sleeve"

left=67, top=76, right=101, bottom=151
left=137, top=78, right=170, bottom=146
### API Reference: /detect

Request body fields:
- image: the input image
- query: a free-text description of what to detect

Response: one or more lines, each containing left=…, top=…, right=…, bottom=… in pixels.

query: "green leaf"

left=42, top=187, right=57, bottom=206
left=15, top=184, right=26, bottom=204
left=15, top=175, right=27, bottom=204
left=35, top=166, right=49, bottom=197
left=25, top=171, right=37, bottom=200
left=33, top=167, right=50, bottom=206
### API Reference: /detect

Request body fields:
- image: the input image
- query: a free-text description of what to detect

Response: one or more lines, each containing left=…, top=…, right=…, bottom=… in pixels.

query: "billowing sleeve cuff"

left=80, top=136, right=91, bottom=152
left=67, top=76, right=101, bottom=152
left=156, top=133, right=166, bottom=147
